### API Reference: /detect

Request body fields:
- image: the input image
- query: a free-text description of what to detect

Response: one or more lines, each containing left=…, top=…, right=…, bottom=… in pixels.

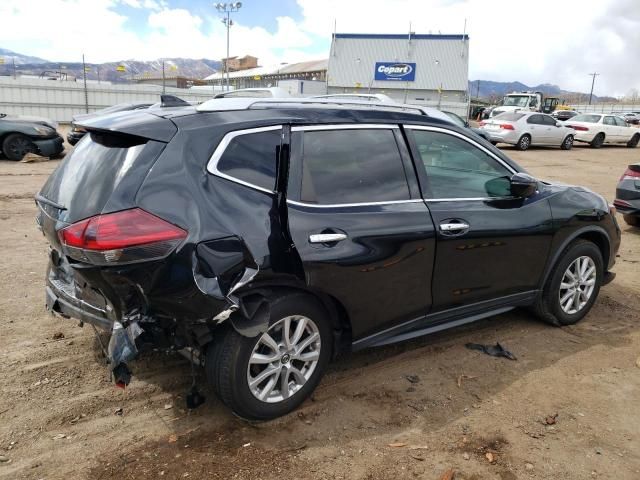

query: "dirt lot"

left=1, top=138, right=639, bottom=480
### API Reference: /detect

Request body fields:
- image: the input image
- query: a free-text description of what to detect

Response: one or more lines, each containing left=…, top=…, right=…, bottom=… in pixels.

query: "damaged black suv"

left=37, top=98, right=620, bottom=420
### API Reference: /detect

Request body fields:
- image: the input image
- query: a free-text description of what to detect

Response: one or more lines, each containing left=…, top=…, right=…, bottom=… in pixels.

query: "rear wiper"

left=35, top=194, right=67, bottom=210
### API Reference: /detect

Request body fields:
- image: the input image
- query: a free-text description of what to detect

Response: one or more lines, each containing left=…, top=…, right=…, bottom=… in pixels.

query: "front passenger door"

left=406, top=126, right=554, bottom=312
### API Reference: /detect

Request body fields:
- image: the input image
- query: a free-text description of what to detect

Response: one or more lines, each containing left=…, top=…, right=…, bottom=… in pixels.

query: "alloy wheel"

left=558, top=256, right=597, bottom=315
left=247, top=315, right=321, bottom=403
left=8, top=136, right=34, bottom=158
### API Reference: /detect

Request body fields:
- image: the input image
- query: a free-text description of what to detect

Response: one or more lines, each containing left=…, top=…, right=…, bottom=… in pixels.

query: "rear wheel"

left=206, top=293, right=332, bottom=420
left=561, top=135, right=574, bottom=150
left=533, top=239, right=603, bottom=326
left=516, top=134, right=531, bottom=151
left=627, top=134, right=640, bottom=148
left=2, top=133, right=36, bottom=161
left=623, top=214, right=640, bottom=227
left=590, top=133, right=605, bottom=149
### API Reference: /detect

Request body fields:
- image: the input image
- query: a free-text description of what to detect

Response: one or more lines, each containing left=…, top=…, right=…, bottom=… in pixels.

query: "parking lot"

left=0, top=139, right=639, bottom=480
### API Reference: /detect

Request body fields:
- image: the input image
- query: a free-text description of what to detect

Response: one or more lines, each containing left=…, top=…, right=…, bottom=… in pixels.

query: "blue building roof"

left=333, top=33, right=469, bottom=40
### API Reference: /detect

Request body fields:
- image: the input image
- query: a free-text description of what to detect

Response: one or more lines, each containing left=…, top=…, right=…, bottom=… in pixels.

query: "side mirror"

left=510, top=172, right=538, bottom=198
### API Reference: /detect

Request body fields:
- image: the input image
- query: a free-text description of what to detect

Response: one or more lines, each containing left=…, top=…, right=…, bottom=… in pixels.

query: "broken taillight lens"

left=58, top=208, right=187, bottom=265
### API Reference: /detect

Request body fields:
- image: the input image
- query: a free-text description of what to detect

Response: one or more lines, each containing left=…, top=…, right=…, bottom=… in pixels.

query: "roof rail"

left=196, top=97, right=427, bottom=115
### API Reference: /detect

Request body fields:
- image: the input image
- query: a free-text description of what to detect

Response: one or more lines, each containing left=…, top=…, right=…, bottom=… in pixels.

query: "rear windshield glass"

left=494, top=113, right=525, bottom=121
left=571, top=114, right=601, bottom=123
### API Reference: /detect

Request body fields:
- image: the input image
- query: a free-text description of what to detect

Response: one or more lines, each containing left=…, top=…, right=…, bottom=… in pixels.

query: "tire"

left=626, top=134, right=640, bottom=148
left=516, top=134, right=531, bottom=151
left=533, top=239, right=603, bottom=326
left=623, top=214, right=640, bottom=227
left=560, top=135, right=574, bottom=150
left=2, top=133, right=36, bottom=161
left=590, top=133, right=605, bottom=149
left=206, top=293, right=332, bottom=420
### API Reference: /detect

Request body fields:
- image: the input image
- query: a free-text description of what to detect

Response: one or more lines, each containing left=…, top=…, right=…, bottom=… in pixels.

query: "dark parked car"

left=67, top=102, right=153, bottom=145
left=37, top=99, right=620, bottom=420
left=441, top=110, right=492, bottom=142
left=552, top=110, right=578, bottom=121
left=614, top=163, right=640, bottom=226
left=0, top=113, right=64, bottom=160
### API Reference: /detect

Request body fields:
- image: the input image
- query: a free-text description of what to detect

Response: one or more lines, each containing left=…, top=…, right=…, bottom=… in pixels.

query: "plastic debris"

left=465, top=342, right=517, bottom=361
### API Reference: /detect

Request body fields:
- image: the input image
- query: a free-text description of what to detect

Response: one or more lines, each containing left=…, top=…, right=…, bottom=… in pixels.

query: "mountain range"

left=0, top=47, right=614, bottom=100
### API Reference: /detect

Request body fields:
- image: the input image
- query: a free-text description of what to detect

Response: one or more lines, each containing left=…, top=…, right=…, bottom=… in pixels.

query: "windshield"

left=571, top=114, right=601, bottom=123
left=503, top=96, right=531, bottom=107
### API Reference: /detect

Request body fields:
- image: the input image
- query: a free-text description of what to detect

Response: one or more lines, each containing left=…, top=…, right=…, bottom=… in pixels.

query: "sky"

left=0, top=0, right=639, bottom=96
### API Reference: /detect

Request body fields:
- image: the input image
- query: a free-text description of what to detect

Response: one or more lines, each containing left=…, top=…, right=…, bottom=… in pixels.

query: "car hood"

left=0, top=114, right=58, bottom=129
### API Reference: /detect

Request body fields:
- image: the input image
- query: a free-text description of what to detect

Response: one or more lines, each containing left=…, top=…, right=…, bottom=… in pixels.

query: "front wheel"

left=560, top=135, right=574, bottom=150
left=627, top=134, right=640, bottom=148
left=2, top=133, right=36, bottom=161
left=533, top=240, right=603, bottom=326
left=590, top=133, right=605, bottom=149
left=516, top=134, right=531, bottom=151
left=206, top=294, right=332, bottom=420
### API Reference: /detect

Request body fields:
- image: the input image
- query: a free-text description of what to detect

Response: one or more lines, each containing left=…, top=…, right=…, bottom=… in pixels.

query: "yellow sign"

left=169, top=64, right=178, bottom=71
left=84, top=66, right=91, bottom=72
left=253, top=75, right=261, bottom=80
left=116, top=65, right=126, bottom=72
left=0, top=58, right=4, bottom=65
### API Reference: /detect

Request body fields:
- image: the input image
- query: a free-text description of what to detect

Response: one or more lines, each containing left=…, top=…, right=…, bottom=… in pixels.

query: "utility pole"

left=215, top=2, right=242, bottom=92
left=12, top=57, right=16, bottom=79
left=82, top=54, right=89, bottom=113
left=475, top=80, right=480, bottom=99
left=162, top=60, right=166, bottom=94
left=588, top=72, right=599, bottom=105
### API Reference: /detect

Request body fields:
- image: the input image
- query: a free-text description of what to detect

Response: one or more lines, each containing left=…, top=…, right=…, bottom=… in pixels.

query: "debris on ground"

left=545, top=413, right=558, bottom=425
left=164, top=403, right=173, bottom=410
left=457, top=374, right=478, bottom=387
left=114, top=407, right=123, bottom=416
left=465, top=342, right=517, bottom=361
left=52, top=332, right=65, bottom=340
left=439, top=468, right=455, bottom=480
left=168, top=434, right=178, bottom=443
left=20, top=153, right=49, bottom=163
left=405, top=375, right=420, bottom=384
left=0, top=455, right=9, bottom=463
left=485, top=452, right=496, bottom=463
left=388, top=442, right=407, bottom=448
left=525, top=462, right=534, bottom=470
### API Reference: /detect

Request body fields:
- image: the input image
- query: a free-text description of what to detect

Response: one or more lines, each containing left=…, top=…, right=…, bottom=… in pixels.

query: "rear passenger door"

left=405, top=126, right=554, bottom=312
left=286, top=124, right=436, bottom=341
left=526, top=114, right=547, bottom=144
left=603, top=116, right=618, bottom=142
left=541, top=114, right=564, bottom=145
left=613, top=116, right=631, bottom=142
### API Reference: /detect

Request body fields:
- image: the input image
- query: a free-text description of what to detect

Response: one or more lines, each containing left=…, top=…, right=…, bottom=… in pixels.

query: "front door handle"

left=309, top=233, right=347, bottom=244
left=439, top=220, right=470, bottom=236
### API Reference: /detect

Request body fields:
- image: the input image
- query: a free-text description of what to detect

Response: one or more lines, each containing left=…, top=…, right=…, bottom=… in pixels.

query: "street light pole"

left=588, top=72, right=599, bottom=106
left=215, top=2, right=242, bottom=92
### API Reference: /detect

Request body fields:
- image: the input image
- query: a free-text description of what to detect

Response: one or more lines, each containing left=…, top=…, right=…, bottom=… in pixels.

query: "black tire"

left=533, top=239, right=603, bottom=326
left=516, top=134, right=531, bottom=151
left=560, top=135, right=574, bottom=150
left=206, top=293, right=332, bottom=420
left=2, top=133, right=37, bottom=161
left=623, top=214, right=640, bottom=227
left=590, top=133, right=605, bottom=149
left=626, top=134, right=640, bottom=148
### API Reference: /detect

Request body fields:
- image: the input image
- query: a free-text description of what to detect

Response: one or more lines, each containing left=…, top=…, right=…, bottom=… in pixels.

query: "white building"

left=327, top=33, right=469, bottom=115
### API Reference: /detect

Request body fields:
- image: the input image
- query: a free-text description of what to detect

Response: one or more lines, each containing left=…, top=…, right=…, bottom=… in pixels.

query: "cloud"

left=0, top=0, right=638, bottom=95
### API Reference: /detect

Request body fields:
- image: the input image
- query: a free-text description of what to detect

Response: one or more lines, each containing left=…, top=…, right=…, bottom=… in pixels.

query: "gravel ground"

left=0, top=136, right=639, bottom=480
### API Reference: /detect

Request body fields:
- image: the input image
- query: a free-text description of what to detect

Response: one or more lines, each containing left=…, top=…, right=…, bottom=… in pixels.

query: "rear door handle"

left=309, top=233, right=347, bottom=244
left=439, top=221, right=470, bottom=236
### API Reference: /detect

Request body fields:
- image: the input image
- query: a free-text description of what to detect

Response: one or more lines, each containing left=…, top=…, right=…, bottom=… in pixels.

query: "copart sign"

left=374, top=62, right=416, bottom=81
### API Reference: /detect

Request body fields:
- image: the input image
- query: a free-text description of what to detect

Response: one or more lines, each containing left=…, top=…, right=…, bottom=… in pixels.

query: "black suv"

left=37, top=99, right=620, bottom=420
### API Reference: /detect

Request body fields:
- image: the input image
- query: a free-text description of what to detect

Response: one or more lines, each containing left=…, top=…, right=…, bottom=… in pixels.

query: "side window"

left=410, top=129, right=513, bottom=199
left=300, top=129, right=410, bottom=204
left=603, top=116, right=616, bottom=126
left=614, top=117, right=628, bottom=127
left=527, top=114, right=544, bottom=125
left=541, top=115, right=557, bottom=126
left=216, top=128, right=281, bottom=191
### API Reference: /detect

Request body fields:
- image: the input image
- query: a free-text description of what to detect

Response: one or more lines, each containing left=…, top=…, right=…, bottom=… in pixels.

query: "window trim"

left=291, top=123, right=400, bottom=132
left=404, top=125, right=518, bottom=202
left=206, top=125, right=283, bottom=194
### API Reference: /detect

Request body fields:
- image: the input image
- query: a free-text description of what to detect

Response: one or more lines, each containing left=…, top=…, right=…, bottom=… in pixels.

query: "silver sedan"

left=479, top=111, right=575, bottom=150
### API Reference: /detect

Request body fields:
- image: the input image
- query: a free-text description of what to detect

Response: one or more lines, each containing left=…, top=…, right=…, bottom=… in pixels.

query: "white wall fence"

left=0, top=77, right=220, bottom=123
left=571, top=104, right=640, bottom=114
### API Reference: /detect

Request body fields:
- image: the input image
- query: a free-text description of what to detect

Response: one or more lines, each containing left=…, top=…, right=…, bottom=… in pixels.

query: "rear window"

left=300, top=129, right=410, bottom=205
left=495, top=113, right=525, bottom=122
left=216, top=129, right=281, bottom=191
left=571, top=114, right=601, bottom=123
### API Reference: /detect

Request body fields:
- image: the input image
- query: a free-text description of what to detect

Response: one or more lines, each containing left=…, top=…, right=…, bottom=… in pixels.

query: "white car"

left=564, top=113, right=640, bottom=148
left=479, top=111, right=575, bottom=150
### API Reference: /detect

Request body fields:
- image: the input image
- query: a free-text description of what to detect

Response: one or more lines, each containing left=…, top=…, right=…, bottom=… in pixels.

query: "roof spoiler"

left=161, top=95, right=190, bottom=108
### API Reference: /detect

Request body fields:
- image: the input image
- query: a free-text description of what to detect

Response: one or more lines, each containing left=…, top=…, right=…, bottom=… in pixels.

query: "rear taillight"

left=499, top=124, right=514, bottom=130
left=620, top=167, right=640, bottom=181
left=58, top=208, right=187, bottom=265
left=568, top=124, right=589, bottom=131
